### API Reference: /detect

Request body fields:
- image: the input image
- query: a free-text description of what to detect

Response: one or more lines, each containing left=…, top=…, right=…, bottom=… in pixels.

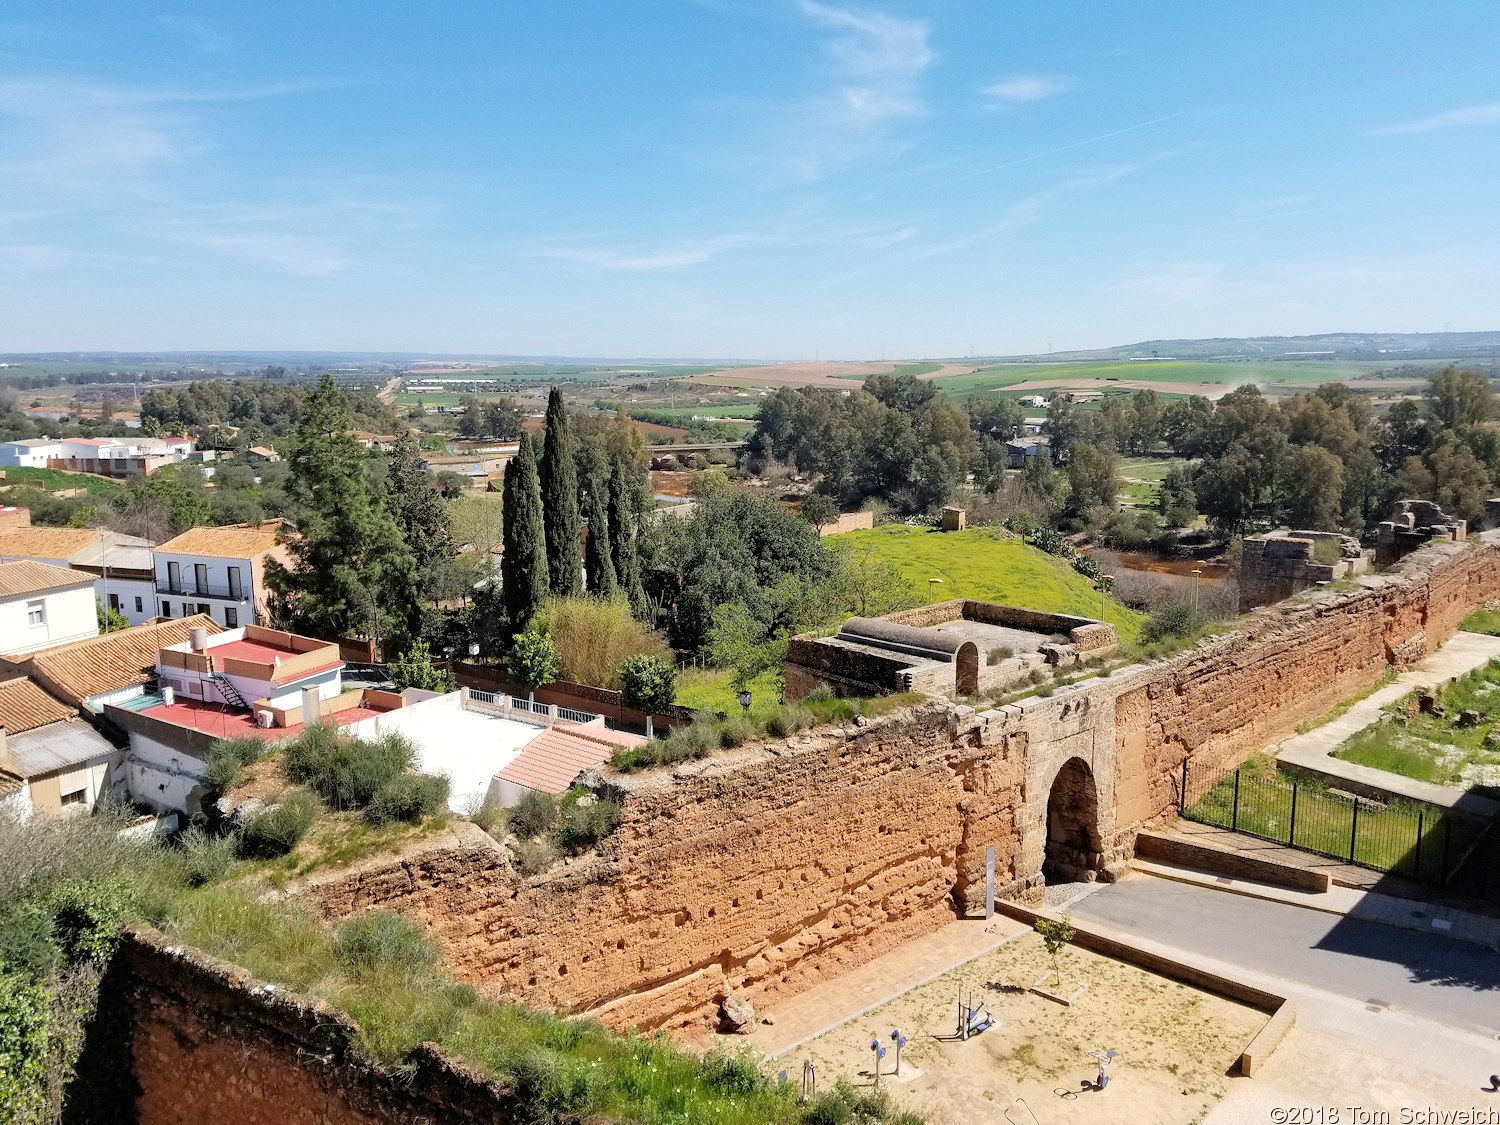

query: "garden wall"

left=300, top=535, right=1500, bottom=1038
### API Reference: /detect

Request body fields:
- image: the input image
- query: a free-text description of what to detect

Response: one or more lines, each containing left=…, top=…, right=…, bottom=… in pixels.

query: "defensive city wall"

left=292, top=532, right=1500, bottom=1037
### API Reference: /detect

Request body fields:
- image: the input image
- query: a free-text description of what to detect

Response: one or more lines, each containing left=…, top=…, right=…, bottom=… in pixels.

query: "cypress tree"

left=502, top=432, right=549, bottom=631
left=266, top=374, right=419, bottom=642
left=582, top=478, right=618, bottom=598
left=539, top=386, right=581, bottom=596
left=608, top=458, right=645, bottom=612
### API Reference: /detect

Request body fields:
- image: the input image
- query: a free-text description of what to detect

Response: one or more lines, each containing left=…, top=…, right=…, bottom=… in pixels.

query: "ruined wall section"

left=69, top=926, right=520, bottom=1125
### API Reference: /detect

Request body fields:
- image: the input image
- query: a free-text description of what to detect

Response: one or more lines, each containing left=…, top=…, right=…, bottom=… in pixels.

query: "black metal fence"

left=1180, top=759, right=1484, bottom=887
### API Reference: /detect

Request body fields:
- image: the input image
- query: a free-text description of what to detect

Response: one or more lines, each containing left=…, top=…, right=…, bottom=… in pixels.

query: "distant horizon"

left=3, top=2, right=1499, bottom=354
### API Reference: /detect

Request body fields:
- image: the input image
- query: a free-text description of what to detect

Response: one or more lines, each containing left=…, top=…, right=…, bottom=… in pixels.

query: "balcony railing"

left=155, top=580, right=249, bottom=600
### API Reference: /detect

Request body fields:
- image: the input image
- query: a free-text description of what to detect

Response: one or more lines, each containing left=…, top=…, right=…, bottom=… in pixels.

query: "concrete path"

left=1134, top=855, right=1500, bottom=949
left=739, top=916, right=1028, bottom=1059
left=1071, top=874, right=1500, bottom=1036
left=1274, top=630, right=1500, bottom=815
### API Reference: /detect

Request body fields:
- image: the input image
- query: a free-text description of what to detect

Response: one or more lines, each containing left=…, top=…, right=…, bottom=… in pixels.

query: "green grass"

left=0, top=466, right=125, bottom=496
left=675, top=667, right=782, bottom=714
left=1333, top=659, right=1500, bottom=796
left=931, top=359, right=1393, bottom=400
left=1461, top=608, right=1500, bottom=636
left=1186, top=754, right=1476, bottom=880
left=828, top=525, right=1143, bottom=639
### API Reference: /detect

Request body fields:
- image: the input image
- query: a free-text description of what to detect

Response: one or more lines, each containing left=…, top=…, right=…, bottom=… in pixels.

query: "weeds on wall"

left=489, top=787, right=623, bottom=877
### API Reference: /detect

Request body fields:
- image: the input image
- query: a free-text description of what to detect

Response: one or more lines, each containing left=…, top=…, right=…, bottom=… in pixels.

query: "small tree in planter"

left=619, top=654, right=677, bottom=739
left=1034, top=914, right=1076, bottom=989
left=509, top=625, right=560, bottom=702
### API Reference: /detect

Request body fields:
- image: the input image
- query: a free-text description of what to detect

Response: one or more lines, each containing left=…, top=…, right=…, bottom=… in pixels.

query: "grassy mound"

left=829, top=525, right=1142, bottom=639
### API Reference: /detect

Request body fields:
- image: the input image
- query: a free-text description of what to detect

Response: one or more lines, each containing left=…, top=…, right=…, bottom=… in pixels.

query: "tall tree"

left=582, top=478, right=619, bottom=598
left=501, top=433, right=549, bottom=631
left=386, top=433, right=452, bottom=580
left=266, top=374, right=419, bottom=642
left=539, top=387, right=582, bottom=596
left=608, top=458, right=645, bottom=612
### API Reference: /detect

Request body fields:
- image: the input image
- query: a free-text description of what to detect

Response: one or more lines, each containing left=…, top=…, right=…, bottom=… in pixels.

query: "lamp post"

left=927, top=577, right=944, bottom=604
left=468, top=641, right=480, bottom=660
left=1191, top=568, right=1202, bottom=610
left=1100, top=575, right=1114, bottom=623
left=739, top=689, right=752, bottom=716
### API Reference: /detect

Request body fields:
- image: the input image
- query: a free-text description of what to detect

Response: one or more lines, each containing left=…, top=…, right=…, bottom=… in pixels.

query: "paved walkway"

left=740, top=916, right=1028, bottom=1058
left=1275, top=630, right=1500, bottom=816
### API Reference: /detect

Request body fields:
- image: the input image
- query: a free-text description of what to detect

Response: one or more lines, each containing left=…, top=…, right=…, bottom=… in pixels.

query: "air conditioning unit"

left=255, top=710, right=274, bottom=729
left=161, top=686, right=175, bottom=706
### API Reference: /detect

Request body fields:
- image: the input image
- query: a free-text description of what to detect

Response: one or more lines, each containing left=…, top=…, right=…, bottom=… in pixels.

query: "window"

left=159, top=600, right=170, bottom=617
left=135, top=596, right=143, bottom=613
left=167, top=561, right=181, bottom=593
left=194, top=563, right=208, bottom=594
left=224, top=607, right=238, bottom=628
left=26, top=600, right=44, bottom=627
left=60, top=789, right=86, bottom=807
left=197, top=603, right=210, bottom=617
left=228, top=566, right=242, bottom=599
left=109, top=593, right=120, bottom=612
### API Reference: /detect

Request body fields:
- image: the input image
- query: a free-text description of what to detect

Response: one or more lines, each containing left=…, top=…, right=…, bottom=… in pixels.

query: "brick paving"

left=740, top=916, right=1028, bottom=1059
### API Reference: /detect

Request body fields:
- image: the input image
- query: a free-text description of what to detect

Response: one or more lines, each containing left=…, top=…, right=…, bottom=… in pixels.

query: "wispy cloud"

left=544, top=233, right=761, bottom=271
left=982, top=74, right=1073, bottom=102
left=799, top=1, right=932, bottom=124
left=1373, top=102, right=1500, bottom=135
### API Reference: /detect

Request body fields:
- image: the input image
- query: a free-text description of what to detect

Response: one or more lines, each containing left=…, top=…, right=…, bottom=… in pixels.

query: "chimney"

left=301, top=686, right=322, bottom=725
left=189, top=626, right=208, bottom=652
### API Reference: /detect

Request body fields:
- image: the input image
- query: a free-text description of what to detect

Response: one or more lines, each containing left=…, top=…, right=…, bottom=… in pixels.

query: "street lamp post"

left=1100, top=575, right=1114, bottom=623
left=927, top=577, right=944, bottom=604
left=738, top=690, right=752, bottom=715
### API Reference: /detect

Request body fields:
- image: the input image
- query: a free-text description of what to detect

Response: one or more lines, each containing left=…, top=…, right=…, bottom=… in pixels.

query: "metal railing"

left=1181, top=758, right=1483, bottom=886
left=556, top=705, right=594, bottom=724
left=155, top=580, right=248, bottom=600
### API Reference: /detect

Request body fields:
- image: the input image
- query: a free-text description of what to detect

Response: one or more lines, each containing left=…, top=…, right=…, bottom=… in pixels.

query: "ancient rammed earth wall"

left=302, top=534, right=1500, bottom=1036
left=66, top=927, right=520, bottom=1125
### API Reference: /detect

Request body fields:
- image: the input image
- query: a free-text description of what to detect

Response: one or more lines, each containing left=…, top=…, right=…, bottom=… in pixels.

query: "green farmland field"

left=829, top=524, right=1142, bottom=638
left=0, top=466, right=125, bottom=496
left=932, top=359, right=1394, bottom=400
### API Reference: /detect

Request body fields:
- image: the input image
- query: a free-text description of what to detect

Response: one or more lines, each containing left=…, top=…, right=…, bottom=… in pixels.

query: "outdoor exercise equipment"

left=889, top=1028, right=907, bottom=1076
left=956, top=988, right=995, bottom=1039
left=869, top=1039, right=887, bottom=1088
left=1088, top=1048, right=1119, bottom=1090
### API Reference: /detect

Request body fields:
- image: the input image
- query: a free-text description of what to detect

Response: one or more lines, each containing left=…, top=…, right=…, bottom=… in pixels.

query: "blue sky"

left=2, top=2, right=1499, bottom=357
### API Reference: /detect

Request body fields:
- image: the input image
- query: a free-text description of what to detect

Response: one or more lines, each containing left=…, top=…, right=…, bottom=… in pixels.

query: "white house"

left=152, top=521, right=290, bottom=628
left=0, top=561, right=99, bottom=657
left=0, top=677, right=123, bottom=818
left=0, top=524, right=157, bottom=626
left=0, top=436, right=197, bottom=477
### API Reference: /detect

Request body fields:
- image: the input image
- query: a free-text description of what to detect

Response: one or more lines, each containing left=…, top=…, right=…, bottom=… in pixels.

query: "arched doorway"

left=955, top=641, right=979, bottom=696
left=1043, top=758, right=1102, bottom=884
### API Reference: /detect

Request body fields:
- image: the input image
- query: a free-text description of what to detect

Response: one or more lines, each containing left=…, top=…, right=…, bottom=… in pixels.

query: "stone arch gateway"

left=1043, top=757, right=1103, bottom=884
left=955, top=641, right=979, bottom=696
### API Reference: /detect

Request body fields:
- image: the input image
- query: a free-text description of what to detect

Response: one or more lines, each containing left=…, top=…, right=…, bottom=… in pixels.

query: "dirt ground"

left=796, top=932, right=1264, bottom=1125
left=691, top=361, right=900, bottom=388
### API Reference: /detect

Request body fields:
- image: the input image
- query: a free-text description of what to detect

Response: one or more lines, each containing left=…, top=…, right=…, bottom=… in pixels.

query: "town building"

left=22, top=615, right=222, bottom=711
left=0, top=560, right=99, bottom=657
left=0, top=436, right=197, bottom=477
left=0, top=677, right=122, bottom=817
left=351, top=431, right=401, bottom=450
left=0, top=523, right=156, bottom=625
left=246, top=446, right=281, bottom=462
left=151, top=520, right=289, bottom=627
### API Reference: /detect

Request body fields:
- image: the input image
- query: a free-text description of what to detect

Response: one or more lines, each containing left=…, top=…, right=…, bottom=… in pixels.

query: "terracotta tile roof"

left=0, top=766, right=22, bottom=798
left=0, top=677, right=76, bottom=734
left=0, top=526, right=100, bottom=562
left=155, top=521, right=285, bottom=558
left=0, top=560, right=97, bottom=599
left=29, top=615, right=223, bottom=706
left=495, top=725, right=644, bottom=796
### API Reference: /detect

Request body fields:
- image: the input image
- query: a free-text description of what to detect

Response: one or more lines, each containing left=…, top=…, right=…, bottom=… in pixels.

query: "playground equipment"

left=957, top=988, right=995, bottom=1040
left=1088, top=1048, right=1119, bottom=1090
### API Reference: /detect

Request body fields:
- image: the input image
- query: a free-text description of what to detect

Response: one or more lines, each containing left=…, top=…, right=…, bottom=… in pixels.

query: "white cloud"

left=1374, top=102, right=1500, bottom=135
left=544, top=233, right=759, bottom=271
left=982, top=74, right=1074, bottom=102
left=799, top=1, right=932, bottom=123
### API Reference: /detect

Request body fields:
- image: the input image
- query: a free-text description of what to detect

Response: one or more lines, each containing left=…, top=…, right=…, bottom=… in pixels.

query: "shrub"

left=178, top=827, right=238, bottom=887
left=0, top=971, right=49, bottom=1116
left=618, top=655, right=677, bottom=714
left=468, top=794, right=505, bottom=837
left=388, top=639, right=456, bottom=693
left=201, top=736, right=269, bottom=795
left=1139, top=601, right=1207, bottom=645
left=803, top=682, right=835, bottom=703
left=718, top=715, right=757, bottom=748
left=1028, top=668, right=1047, bottom=685
left=513, top=837, right=559, bottom=876
left=0, top=909, right=59, bottom=976
left=333, top=911, right=438, bottom=978
left=509, top=789, right=559, bottom=839
left=555, top=790, right=621, bottom=854
left=987, top=645, right=1015, bottom=665
left=44, top=878, right=132, bottom=966
left=764, top=705, right=812, bottom=738
left=239, top=791, right=317, bottom=858
left=533, top=597, right=672, bottom=690
left=282, top=726, right=416, bottom=810
left=366, top=773, right=450, bottom=826
left=508, top=625, right=561, bottom=693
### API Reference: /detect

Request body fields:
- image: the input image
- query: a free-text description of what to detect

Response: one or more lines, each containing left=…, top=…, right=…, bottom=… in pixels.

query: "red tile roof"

left=140, top=698, right=380, bottom=741
left=495, top=724, right=644, bottom=795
